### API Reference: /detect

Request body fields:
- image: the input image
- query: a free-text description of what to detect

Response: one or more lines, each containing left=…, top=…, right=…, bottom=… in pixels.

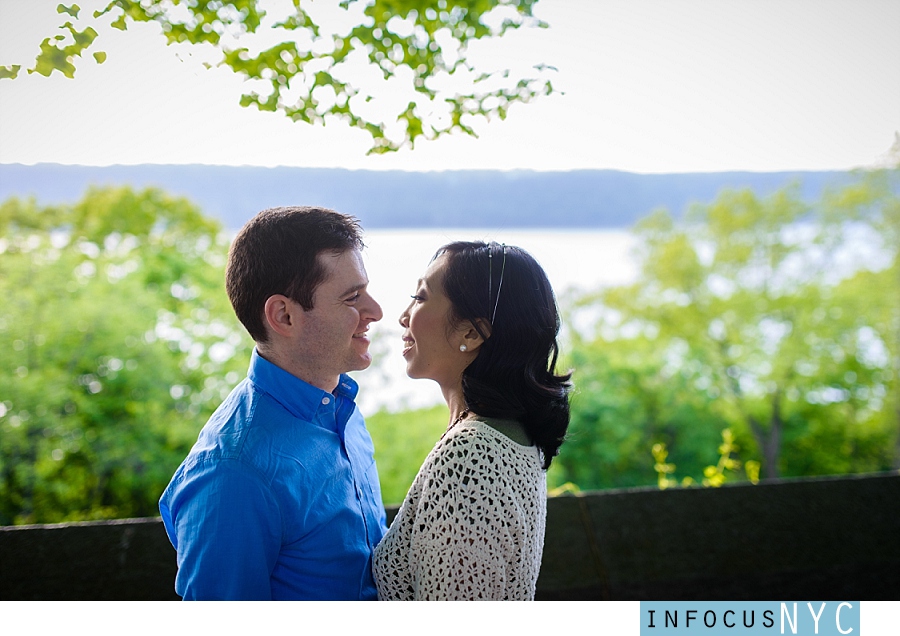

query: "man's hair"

left=226, top=206, right=364, bottom=343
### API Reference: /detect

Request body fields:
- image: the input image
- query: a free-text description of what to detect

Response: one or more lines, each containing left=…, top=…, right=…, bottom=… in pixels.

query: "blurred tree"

left=365, top=404, right=446, bottom=505
left=556, top=333, right=726, bottom=490
left=0, top=187, right=252, bottom=524
left=818, top=163, right=900, bottom=468
left=1, top=0, right=555, bottom=154
left=562, top=176, right=897, bottom=484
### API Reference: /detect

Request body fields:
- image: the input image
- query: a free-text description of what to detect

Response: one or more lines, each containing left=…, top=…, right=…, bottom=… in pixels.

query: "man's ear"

left=263, top=295, right=297, bottom=339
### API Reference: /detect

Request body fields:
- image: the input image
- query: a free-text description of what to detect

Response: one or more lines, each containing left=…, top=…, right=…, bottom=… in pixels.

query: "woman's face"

left=399, top=253, right=472, bottom=387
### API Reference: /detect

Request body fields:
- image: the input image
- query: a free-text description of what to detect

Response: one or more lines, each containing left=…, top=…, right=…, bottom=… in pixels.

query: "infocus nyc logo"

left=640, top=602, right=860, bottom=635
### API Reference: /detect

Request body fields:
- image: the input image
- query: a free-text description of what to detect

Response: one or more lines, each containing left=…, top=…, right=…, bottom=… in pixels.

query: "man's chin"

left=348, top=353, right=372, bottom=372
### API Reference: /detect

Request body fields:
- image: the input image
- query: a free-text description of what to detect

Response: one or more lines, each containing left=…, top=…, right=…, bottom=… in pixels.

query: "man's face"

left=291, top=249, right=382, bottom=391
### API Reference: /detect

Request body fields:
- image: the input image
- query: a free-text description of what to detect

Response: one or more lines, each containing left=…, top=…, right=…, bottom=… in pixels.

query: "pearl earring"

left=459, top=344, right=468, bottom=352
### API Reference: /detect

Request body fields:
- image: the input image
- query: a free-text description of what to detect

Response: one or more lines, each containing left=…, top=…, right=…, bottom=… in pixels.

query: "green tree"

left=365, top=404, right=446, bottom=505
left=557, top=333, right=726, bottom=491
left=562, top=177, right=896, bottom=485
left=818, top=163, right=900, bottom=467
left=2, top=0, right=555, bottom=153
left=0, top=187, right=253, bottom=524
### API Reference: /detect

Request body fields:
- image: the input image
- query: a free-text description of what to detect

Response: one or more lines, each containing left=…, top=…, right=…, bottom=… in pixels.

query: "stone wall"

left=2, top=472, right=897, bottom=600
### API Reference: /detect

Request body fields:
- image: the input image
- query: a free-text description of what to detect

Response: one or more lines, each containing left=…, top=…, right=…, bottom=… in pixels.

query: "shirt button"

left=321, top=396, right=331, bottom=405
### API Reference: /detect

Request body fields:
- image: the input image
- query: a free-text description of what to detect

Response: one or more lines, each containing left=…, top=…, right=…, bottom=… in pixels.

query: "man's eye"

left=346, top=293, right=361, bottom=303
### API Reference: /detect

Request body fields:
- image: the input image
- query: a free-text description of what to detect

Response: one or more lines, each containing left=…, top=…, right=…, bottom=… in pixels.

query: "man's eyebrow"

left=339, top=282, right=367, bottom=297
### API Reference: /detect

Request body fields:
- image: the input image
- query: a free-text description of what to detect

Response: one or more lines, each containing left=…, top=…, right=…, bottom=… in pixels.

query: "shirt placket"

left=334, top=396, right=378, bottom=549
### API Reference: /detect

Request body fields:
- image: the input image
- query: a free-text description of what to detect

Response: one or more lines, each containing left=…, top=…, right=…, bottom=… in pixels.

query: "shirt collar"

left=247, top=348, right=359, bottom=421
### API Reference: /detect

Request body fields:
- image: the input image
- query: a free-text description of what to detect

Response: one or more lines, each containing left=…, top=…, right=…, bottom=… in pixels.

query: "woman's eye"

left=410, top=294, right=425, bottom=302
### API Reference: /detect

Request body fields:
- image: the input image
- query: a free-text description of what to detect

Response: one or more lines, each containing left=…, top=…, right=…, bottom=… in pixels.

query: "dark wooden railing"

left=2, top=472, right=897, bottom=600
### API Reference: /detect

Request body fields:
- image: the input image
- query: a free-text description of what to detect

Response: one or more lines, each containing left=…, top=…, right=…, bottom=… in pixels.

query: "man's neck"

left=256, top=345, right=339, bottom=393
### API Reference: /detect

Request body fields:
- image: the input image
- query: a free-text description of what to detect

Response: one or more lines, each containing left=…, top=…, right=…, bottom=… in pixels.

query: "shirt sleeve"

left=163, top=458, right=282, bottom=600
left=407, top=434, right=515, bottom=600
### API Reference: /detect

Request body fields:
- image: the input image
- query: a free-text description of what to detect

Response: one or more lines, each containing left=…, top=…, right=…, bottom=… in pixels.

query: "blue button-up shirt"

left=159, top=349, right=387, bottom=600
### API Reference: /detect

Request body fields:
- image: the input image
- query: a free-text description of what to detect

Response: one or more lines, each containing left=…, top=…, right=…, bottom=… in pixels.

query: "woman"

left=372, top=241, right=571, bottom=600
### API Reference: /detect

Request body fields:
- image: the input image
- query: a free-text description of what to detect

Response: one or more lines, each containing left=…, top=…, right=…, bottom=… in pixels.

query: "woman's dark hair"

left=436, top=241, right=571, bottom=468
left=226, top=206, right=363, bottom=343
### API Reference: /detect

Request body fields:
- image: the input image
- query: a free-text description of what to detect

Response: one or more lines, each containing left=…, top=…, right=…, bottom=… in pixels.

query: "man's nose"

left=366, top=294, right=384, bottom=323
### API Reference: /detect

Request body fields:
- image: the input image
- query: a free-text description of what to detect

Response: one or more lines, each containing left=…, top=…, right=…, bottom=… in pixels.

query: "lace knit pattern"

left=373, top=419, right=547, bottom=601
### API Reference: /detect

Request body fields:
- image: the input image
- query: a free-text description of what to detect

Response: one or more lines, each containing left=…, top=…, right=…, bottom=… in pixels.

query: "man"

left=159, top=206, right=386, bottom=600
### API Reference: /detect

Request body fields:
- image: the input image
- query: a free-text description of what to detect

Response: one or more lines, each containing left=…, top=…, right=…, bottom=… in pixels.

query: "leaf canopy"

left=6, top=0, right=555, bottom=153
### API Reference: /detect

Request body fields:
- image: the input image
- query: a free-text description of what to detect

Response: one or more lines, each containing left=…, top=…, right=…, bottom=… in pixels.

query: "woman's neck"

left=441, top=383, right=469, bottom=427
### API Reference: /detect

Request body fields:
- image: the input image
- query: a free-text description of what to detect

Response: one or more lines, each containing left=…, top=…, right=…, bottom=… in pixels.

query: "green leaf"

left=0, top=65, right=21, bottom=80
left=57, top=4, right=80, bottom=19
left=31, top=38, right=77, bottom=78
left=110, top=14, right=128, bottom=31
left=93, top=51, right=107, bottom=64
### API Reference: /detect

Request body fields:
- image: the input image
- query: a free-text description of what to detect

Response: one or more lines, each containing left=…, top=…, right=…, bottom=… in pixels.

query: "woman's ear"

left=263, top=295, right=296, bottom=339
left=460, top=318, right=491, bottom=352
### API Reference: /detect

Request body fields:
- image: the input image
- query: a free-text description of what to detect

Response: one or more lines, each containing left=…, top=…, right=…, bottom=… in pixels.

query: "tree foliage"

left=3, top=0, right=555, bottom=153
left=557, top=325, right=731, bottom=490
left=0, top=187, right=252, bottom=524
left=365, top=404, right=447, bottom=505
left=4, top=173, right=896, bottom=523
left=558, top=172, right=898, bottom=487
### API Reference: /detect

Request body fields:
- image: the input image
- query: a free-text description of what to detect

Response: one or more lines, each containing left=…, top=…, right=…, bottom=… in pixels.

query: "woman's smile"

left=401, top=334, right=415, bottom=357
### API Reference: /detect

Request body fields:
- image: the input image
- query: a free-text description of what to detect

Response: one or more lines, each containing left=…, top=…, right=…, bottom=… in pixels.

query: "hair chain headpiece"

left=489, top=243, right=507, bottom=325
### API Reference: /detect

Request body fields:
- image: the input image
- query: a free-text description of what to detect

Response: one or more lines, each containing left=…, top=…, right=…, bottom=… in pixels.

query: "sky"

left=0, top=0, right=898, bottom=173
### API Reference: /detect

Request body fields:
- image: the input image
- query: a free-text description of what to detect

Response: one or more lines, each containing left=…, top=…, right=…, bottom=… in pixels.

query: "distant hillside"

left=0, top=163, right=853, bottom=230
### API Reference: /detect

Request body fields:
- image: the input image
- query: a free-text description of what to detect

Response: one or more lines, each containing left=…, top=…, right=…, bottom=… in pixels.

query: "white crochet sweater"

left=373, top=419, right=547, bottom=601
